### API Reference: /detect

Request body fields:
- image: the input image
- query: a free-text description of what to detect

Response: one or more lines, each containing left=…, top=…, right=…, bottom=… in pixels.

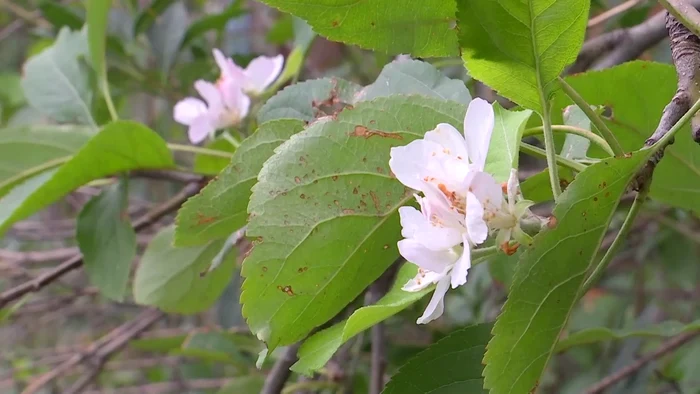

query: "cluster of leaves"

left=3, top=0, right=700, bottom=393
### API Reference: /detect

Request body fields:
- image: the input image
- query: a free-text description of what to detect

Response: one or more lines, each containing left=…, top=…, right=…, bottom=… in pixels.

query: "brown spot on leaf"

left=294, top=176, right=301, bottom=184
left=350, top=125, right=403, bottom=140
left=383, top=244, right=389, bottom=249
left=353, top=187, right=359, bottom=194
left=334, top=200, right=340, bottom=206
left=343, top=209, right=355, bottom=214
left=370, top=191, right=381, bottom=212
left=376, top=166, right=384, bottom=174
left=277, top=285, right=295, bottom=296
left=298, top=267, right=308, bottom=273
left=332, top=175, right=339, bottom=181
left=262, top=266, right=268, bottom=272
left=300, top=194, right=306, bottom=199
left=593, top=197, right=598, bottom=202
left=331, top=20, right=339, bottom=27
left=196, top=212, right=217, bottom=225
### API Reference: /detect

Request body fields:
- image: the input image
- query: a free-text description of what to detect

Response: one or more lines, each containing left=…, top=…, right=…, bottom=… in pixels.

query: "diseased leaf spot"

left=370, top=191, right=381, bottom=212
left=196, top=212, right=217, bottom=225
left=350, top=125, right=403, bottom=140
left=297, top=267, right=308, bottom=273
left=295, top=176, right=301, bottom=184
left=277, top=285, right=295, bottom=296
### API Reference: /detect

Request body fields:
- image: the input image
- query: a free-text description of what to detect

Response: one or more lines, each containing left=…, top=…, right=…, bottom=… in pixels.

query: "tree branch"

left=0, top=182, right=202, bottom=309
left=261, top=343, right=302, bottom=394
left=584, top=330, right=700, bottom=394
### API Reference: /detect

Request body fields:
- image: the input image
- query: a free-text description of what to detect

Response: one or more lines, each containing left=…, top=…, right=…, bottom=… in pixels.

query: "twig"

left=0, top=182, right=202, bottom=309
left=131, top=169, right=204, bottom=184
left=366, top=266, right=399, bottom=394
left=588, top=0, right=645, bottom=28
left=21, top=309, right=164, bottom=394
left=261, top=343, right=302, bottom=394
left=660, top=0, right=700, bottom=37
left=584, top=330, right=700, bottom=393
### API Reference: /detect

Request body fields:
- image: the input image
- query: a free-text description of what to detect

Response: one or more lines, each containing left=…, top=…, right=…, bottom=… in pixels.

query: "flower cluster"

left=174, top=49, right=284, bottom=144
left=389, top=98, right=534, bottom=324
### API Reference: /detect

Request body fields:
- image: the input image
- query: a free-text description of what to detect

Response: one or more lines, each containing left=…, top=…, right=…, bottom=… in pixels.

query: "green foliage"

left=217, top=376, right=265, bottom=394
left=193, top=138, right=236, bottom=175
left=39, top=0, right=83, bottom=30
left=520, top=167, right=576, bottom=203
left=179, top=331, right=251, bottom=366
left=0, top=121, right=173, bottom=235
left=483, top=152, right=648, bottom=394
left=175, top=120, right=306, bottom=246
left=77, top=181, right=135, bottom=302
left=133, top=0, right=176, bottom=35
left=555, top=320, right=700, bottom=351
left=292, top=264, right=432, bottom=375
left=0, top=125, right=92, bottom=196
left=133, top=226, right=237, bottom=314
left=382, top=323, right=492, bottom=394
left=456, top=0, right=589, bottom=112
left=86, top=0, right=111, bottom=80
left=554, top=61, right=700, bottom=216
left=241, top=96, right=465, bottom=350
left=180, top=2, right=245, bottom=50
left=484, top=103, right=533, bottom=182
left=258, top=0, right=459, bottom=57
left=21, top=27, right=95, bottom=126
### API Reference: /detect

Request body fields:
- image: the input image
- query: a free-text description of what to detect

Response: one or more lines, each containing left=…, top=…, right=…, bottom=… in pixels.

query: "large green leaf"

left=77, top=181, right=135, bottom=302
left=484, top=103, right=533, bottom=182
left=0, top=126, right=92, bottom=196
left=133, top=226, right=237, bottom=314
left=483, top=152, right=648, bottom=394
left=292, top=264, right=432, bottom=375
left=456, top=0, right=589, bottom=112
left=554, top=61, right=700, bottom=216
left=242, top=96, right=465, bottom=350
left=382, top=323, right=491, bottom=394
left=258, top=0, right=458, bottom=57
left=556, top=320, right=700, bottom=352
left=21, top=27, right=95, bottom=126
left=175, top=119, right=306, bottom=246
left=86, top=0, right=111, bottom=80
left=355, top=59, right=472, bottom=105
left=0, top=120, right=174, bottom=235
left=258, top=78, right=362, bottom=124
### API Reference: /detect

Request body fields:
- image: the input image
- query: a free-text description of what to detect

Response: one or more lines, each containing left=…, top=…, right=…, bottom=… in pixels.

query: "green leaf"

left=355, top=59, right=472, bottom=105
left=39, top=0, right=84, bottom=30
left=134, top=0, right=175, bottom=35
left=483, top=152, right=648, bottom=394
left=520, top=167, right=575, bottom=203
left=456, top=0, right=590, bottom=112
left=21, top=27, right=95, bottom=126
left=258, top=0, right=459, bottom=57
left=554, top=61, right=700, bottom=216
left=218, top=376, right=265, bottom=394
left=556, top=320, right=700, bottom=352
left=193, top=138, right=236, bottom=176
left=292, top=264, right=432, bottom=375
left=484, top=103, right=533, bottom=182
left=0, top=125, right=92, bottom=197
left=258, top=78, right=361, bottom=124
left=133, top=226, right=237, bottom=314
left=561, top=105, right=593, bottom=160
left=269, top=18, right=316, bottom=90
left=382, top=323, right=491, bottom=394
left=242, top=96, right=465, bottom=350
left=179, top=331, right=250, bottom=365
left=0, top=72, right=25, bottom=109
left=180, top=2, right=245, bottom=50
left=86, top=0, right=111, bottom=80
left=175, top=119, right=306, bottom=246
left=0, top=120, right=173, bottom=235
left=77, top=181, right=135, bottom=301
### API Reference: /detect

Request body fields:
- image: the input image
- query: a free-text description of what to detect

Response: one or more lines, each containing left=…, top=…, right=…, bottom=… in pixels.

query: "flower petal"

left=470, top=171, right=503, bottom=213
left=244, top=54, right=284, bottom=94
left=389, top=139, right=442, bottom=191
left=219, top=79, right=251, bottom=120
left=213, top=49, right=246, bottom=81
left=173, top=97, right=206, bottom=125
left=416, top=276, right=451, bottom=324
left=398, top=206, right=428, bottom=238
left=463, top=98, right=494, bottom=171
left=398, top=239, right=458, bottom=273
left=424, top=123, right=469, bottom=161
left=187, top=115, right=215, bottom=144
left=465, top=191, right=488, bottom=244
left=450, top=234, right=472, bottom=288
left=403, top=268, right=447, bottom=292
left=507, top=168, right=520, bottom=210
left=194, top=80, right=224, bottom=112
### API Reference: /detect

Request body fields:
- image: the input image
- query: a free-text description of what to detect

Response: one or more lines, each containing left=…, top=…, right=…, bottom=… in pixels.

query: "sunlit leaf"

left=484, top=103, right=533, bottom=182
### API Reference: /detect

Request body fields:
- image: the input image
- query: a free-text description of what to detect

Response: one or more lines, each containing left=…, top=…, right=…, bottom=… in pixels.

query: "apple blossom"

left=213, top=49, right=284, bottom=95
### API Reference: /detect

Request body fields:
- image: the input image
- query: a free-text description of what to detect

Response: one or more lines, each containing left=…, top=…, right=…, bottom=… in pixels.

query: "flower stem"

left=166, top=143, right=235, bottom=159
left=540, top=104, right=563, bottom=199
left=581, top=185, right=649, bottom=294
left=524, top=125, right=615, bottom=156
left=102, top=78, right=119, bottom=122
left=558, top=76, right=625, bottom=156
left=519, top=141, right=587, bottom=172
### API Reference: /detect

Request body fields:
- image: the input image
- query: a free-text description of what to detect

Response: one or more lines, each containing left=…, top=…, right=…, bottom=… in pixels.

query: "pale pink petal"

left=212, top=49, right=246, bottom=82
left=416, top=276, right=451, bottom=324
left=218, top=79, right=251, bottom=119
left=194, top=80, right=224, bottom=113
left=465, top=191, right=488, bottom=244
left=398, top=239, right=458, bottom=273
left=399, top=206, right=427, bottom=238
left=470, top=171, right=503, bottom=212
left=450, top=235, right=471, bottom=288
left=403, top=269, right=447, bottom=292
left=389, top=140, right=442, bottom=191
left=424, top=123, right=469, bottom=161
left=187, top=115, right=215, bottom=144
left=464, top=98, right=494, bottom=171
left=244, top=54, right=284, bottom=93
left=173, top=97, right=206, bottom=126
